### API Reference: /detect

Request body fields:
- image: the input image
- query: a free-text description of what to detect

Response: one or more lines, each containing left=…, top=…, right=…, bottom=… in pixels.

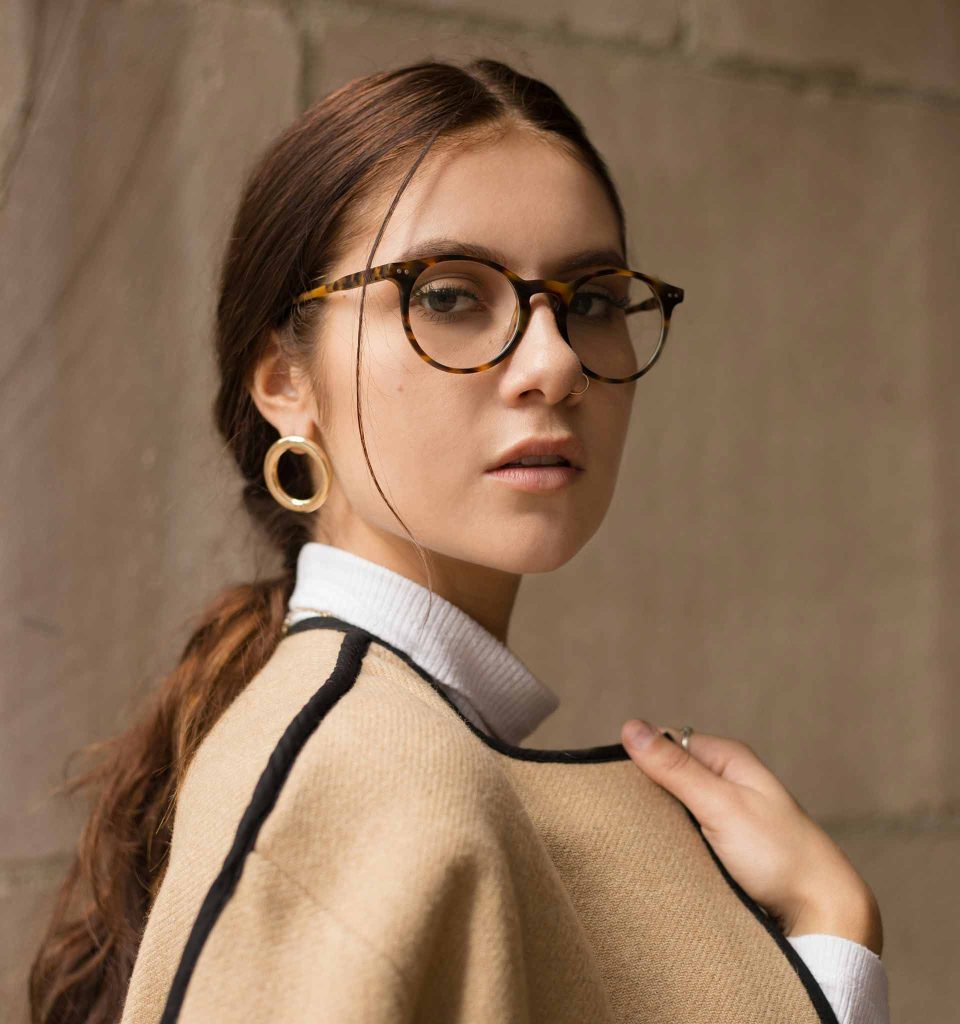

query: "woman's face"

left=260, top=127, right=636, bottom=588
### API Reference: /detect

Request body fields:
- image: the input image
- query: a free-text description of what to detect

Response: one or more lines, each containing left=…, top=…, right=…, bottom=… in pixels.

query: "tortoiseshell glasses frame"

left=289, top=252, right=685, bottom=383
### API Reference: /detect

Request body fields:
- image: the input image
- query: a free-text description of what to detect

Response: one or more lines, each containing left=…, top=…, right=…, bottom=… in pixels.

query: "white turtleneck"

left=284, top=541, right=560, bottom=745
left=284, top=541, right=889, bottom=1024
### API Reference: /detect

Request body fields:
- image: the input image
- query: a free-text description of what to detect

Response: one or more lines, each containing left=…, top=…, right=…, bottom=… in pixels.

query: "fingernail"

left=625, top=719, right=655, bottom=749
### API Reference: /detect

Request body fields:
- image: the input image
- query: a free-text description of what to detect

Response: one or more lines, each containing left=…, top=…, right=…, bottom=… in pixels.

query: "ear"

left=248, top=329, right=317, bottom=438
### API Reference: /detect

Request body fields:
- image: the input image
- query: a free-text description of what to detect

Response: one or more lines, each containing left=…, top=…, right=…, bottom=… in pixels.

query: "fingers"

left=621, top=719, right=731, bottom=822
left=658, top=725, right=790, bottom=801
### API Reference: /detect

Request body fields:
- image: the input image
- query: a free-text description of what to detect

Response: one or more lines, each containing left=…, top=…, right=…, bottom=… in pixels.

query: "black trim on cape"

left=158, top=625, right=371, bottom=1023
left=158, top=615, right=840, bottom=1024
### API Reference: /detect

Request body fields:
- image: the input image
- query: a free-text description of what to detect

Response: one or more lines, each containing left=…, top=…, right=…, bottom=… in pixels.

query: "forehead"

left=346, top=129, right=624, bottom=278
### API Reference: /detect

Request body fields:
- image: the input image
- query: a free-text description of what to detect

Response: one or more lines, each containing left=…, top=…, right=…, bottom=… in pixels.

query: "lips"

left=485, top=460, right=581, bottom=492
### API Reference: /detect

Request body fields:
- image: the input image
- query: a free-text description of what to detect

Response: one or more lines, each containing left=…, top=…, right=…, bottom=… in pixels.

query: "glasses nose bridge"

left=523, top=276, right=575, bottom=309
left=514, top=277, right=575, bottom=345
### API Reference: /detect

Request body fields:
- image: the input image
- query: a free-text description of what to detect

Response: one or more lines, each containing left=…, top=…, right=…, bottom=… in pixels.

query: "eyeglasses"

left=290, top=252, right=684, bottom=383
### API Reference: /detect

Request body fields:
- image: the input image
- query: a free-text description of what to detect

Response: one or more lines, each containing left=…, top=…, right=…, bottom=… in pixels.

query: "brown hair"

left=28, top=57, right=627, bottom=1023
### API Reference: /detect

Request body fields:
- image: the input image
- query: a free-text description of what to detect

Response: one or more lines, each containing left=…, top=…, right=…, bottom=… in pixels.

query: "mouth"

left=487, top=435, right=586, bottom=472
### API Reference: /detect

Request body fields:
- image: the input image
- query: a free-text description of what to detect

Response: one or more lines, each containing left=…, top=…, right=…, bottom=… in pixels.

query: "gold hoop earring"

left=263, top=435, right=333, bottom=513
left=569, top=372, right=589, bottom=397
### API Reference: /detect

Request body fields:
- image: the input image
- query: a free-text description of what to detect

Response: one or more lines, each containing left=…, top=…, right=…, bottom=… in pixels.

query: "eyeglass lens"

left=407, top=260, right=662, bottom=379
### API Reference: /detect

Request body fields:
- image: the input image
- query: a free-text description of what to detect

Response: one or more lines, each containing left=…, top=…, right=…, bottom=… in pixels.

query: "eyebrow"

left=389, top=237, right=628, bottom=275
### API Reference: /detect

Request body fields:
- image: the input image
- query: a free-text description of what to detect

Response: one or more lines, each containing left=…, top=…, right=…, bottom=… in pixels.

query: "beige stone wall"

left=2, top=1, right=957, bottom=1020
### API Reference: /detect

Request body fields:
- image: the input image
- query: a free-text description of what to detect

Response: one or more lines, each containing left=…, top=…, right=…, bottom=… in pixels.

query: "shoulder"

left=176, top=625, right=507, bottom=861
left=259, top=629, right=511, bottom=841
left=155, top=625, right=521, bottom=988
left=250, top=629, right=520, bottom=919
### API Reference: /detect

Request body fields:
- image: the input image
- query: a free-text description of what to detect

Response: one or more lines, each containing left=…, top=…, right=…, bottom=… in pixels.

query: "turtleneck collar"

left=284, top=542, right=560, bottom=745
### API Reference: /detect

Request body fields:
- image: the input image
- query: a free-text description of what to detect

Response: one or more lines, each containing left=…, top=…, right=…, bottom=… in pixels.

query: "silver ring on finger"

left=680, top=725, right=694, bottom=751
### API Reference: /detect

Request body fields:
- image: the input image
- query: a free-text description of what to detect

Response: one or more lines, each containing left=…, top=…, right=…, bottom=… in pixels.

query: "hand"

left=620, top=719, right=883, bottom=956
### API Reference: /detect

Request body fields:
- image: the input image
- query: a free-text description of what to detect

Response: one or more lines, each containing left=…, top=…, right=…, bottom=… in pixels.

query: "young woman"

left=30, top=58, right=889, bottom=1024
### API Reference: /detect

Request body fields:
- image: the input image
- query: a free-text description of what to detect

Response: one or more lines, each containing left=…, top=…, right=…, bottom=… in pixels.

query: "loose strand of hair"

left=354, top=119, right=458, bottom=641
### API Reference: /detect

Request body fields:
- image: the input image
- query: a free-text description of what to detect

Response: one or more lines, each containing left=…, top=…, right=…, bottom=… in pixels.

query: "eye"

left=411, top=281, right=488, bottom=321
left=570, top=287, right=630, bottom=319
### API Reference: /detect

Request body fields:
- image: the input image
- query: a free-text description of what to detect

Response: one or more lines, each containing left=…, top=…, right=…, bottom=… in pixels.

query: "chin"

left=483, top=529, right=592, bottom=575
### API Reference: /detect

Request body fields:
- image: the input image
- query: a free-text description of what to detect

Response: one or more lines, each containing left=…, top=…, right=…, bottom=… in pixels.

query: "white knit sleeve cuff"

left=786, top=933, right=890, bottom=1024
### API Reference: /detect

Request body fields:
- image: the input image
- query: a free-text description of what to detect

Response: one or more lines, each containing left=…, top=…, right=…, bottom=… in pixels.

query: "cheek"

left=318, top=306, right=489, bottom=524
left=361, top=363, right=472, bottom=485
left=385, top=381, right=472, bottom=473
left=588, top=384, right=633, bottom=459
left=416, top=393, right=505, bottom=516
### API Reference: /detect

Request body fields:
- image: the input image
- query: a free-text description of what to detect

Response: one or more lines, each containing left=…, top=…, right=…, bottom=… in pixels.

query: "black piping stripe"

left=677, top=798, right=841, bottom=1024
left=287, top=614, right=630, bottom=763
left=159, top=627, right=370, bottom=1024
left=285, top=614, right=841, bottom=1023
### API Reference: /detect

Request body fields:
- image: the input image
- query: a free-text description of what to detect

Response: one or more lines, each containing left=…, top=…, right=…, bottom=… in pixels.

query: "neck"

left=314, top=526, right=521, bottom=644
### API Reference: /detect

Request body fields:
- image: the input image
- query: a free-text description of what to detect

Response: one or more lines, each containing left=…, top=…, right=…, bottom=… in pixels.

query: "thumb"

left=621, top=719, right=728, bottom=822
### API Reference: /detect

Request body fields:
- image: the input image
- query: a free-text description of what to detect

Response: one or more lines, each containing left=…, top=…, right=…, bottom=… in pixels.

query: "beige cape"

left=119, top=615, right=838, bottom=1024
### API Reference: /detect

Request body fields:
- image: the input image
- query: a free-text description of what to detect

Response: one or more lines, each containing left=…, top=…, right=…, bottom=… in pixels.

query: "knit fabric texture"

left=119, top=616, right=840, bottom=1024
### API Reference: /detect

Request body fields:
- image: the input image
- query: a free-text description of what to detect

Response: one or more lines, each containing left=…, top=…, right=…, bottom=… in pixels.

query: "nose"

left=525, top=291, right=566, bottom=342
left=506, top=290, right=581, bottom=386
